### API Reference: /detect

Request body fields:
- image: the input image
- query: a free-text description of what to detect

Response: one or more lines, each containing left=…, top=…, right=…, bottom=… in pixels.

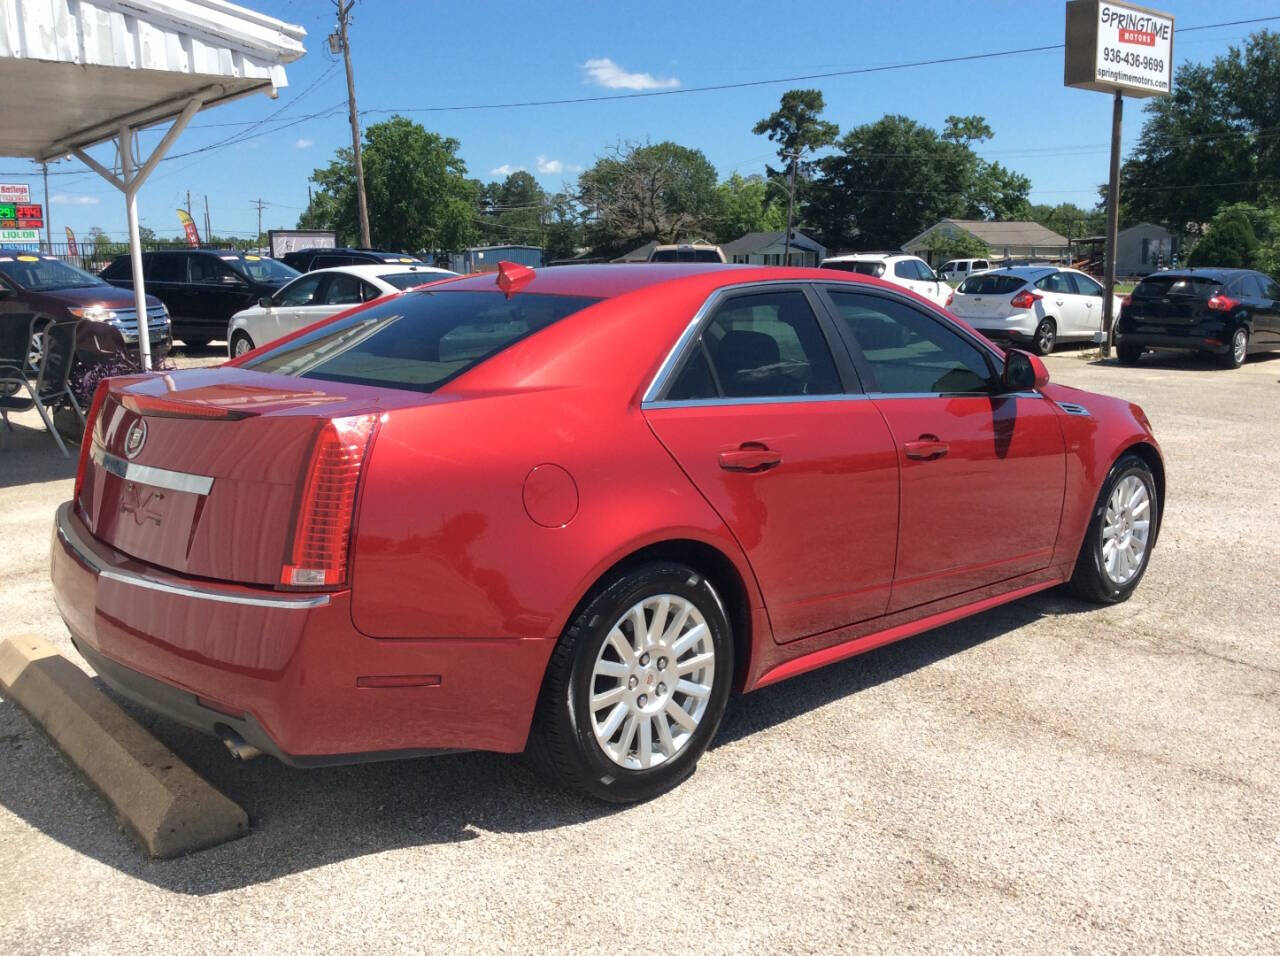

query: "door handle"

left=719, top=443, right=781, bottom=472
left=903, top=435, right=949, bottom=461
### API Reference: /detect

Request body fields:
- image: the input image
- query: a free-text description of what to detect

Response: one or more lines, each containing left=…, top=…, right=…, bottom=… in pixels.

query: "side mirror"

left=1003, top=348, right=1049, bottom=391
left=258, top=296, right=273, bottom=309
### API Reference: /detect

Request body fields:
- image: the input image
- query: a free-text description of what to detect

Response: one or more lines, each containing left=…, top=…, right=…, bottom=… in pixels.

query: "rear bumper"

left=50, top=502, right=554, bottom=763
left=953, top=311, right=1038, bottom=340
left=1114, top=329, right=1229, bottom=354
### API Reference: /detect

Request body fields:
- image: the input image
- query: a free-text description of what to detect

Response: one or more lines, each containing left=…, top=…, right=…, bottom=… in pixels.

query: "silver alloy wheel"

left=1101, top=474, right=1152, bottom=586
left=1037, top=320, right=1055, bottom=354
left=232, top=335, right=253, bottom=357
left=588, top=594, right=714, bottom=770
left=27, top=330, right=46, bottom=371
left=1232, top=329, right=1247, bottom=365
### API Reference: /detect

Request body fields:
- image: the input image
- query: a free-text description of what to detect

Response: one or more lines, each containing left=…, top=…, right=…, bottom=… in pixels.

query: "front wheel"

left=230, top=331, right=255, bottom=358
left=1220, top=327, right=1248, bottom=368
left=1068, top=452, right=1158, bottom=604
left=1117, top=341, right=1143, bottom=365
left=1032, top=318, right=1057, bottom=356
left=527, top=562, right=734, bottom=803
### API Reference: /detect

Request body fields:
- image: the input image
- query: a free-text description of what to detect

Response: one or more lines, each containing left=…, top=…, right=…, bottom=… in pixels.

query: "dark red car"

left=51, top=264, right=1163, bottom=802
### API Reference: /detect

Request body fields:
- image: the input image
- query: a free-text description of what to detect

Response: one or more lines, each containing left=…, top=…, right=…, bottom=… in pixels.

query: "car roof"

left=1145, top=267, right=1251, bottom=281
left=822, top=252, right=911, bottom=262
left=305, top=264, right=456, bottom=280
left=965, top=265, right=1056, bottom=278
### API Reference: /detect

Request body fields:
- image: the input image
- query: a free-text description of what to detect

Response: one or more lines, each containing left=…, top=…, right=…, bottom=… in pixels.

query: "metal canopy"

left=0, top=0, right=306, bottom=368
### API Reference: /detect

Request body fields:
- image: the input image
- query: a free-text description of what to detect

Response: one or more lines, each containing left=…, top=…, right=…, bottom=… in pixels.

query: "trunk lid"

left=1126, top=275, right=1221, bottom=326
left=76, top=366, right=423, bottom=585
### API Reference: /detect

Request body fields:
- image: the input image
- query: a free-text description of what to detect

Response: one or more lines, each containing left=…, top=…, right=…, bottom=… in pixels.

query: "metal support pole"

left=1101, top=89, right=1123, bottom=358
left=782, top=151, right=797, bottom=267
left=42, top=163, right=51, bottom=251
left=119, top=126, right=152, bottom=372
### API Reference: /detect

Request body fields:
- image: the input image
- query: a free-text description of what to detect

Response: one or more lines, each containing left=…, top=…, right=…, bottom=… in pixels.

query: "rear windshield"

left=957, top=274, right=1028, bottom=295
left=821, top=260, right=885, bottom=277
left=381, top=271, right=454, bottom=290
left=1133, top=275, right=1222, bottom=298
left=243, top=290, right=600, bottom=393
left=650, top=249, right=722, bottom=262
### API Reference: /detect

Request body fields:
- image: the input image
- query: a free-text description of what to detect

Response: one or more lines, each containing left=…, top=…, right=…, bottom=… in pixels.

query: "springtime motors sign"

left=1065, top=0, right=1173, bottom=97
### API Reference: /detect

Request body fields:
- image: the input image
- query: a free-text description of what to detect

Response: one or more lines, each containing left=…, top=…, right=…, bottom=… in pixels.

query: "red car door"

left=820, top=286, right=1066, bottom=612
left=643, top=287, right=900, bottom=643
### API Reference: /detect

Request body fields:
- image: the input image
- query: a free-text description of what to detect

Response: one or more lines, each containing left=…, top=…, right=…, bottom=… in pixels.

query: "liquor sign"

left=0, top=229, right=41, bottom=242
left=0, top=183, right=31, bottom=203
left=1065, top=0, right=1174, bottom=97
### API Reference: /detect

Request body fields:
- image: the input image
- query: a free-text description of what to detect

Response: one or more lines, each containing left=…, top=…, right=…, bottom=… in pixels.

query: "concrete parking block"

left=0, top=635, right=248, bottom=858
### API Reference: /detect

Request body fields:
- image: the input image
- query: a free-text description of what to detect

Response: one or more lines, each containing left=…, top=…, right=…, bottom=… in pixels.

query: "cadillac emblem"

left=123, top=419, right=148, bottom=460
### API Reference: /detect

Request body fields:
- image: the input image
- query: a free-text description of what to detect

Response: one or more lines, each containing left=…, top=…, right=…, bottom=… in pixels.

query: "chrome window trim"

left=645, top=393, right=870, bottom=410
left=865, top=390, right=1044, bottom=401
left=640, top=280, right=823, bottom=405
left=55, top=504, right=330, bottom=610
left=91, top=445, right=214, bottom=496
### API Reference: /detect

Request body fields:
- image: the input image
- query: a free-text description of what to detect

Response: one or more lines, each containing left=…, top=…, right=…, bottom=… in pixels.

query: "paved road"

left=2, top=349, right=1278, bottom=953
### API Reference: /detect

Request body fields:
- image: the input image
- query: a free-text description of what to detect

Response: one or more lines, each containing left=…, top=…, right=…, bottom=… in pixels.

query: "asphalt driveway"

left=2, top=348, right=1277, bottom=953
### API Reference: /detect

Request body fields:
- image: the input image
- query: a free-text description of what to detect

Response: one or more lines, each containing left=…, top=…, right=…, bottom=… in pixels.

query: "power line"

left=365, top=16, right=1280, bottom=115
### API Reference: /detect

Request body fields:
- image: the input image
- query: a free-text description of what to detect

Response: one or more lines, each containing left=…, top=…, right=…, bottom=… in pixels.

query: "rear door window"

left=1068, top=273, right=1104, bottom=296
left=893, top=261, right=917, bottom=280
left=323, top=273, right=365, bottom=306
left=244, top=290, right=601, bottom=393
left=148, top=255, right=186, bottom=283
left=1035, top=272, right=1074, bottom=295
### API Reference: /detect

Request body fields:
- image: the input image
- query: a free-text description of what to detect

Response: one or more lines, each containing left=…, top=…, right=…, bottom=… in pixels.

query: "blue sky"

left=6, top=0, right=1276, bottom=243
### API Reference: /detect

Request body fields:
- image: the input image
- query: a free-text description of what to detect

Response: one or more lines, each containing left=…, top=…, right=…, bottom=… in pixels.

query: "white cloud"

left=489, top=163, right=525, bottom=176
left=294, top=138, right=314, bottom=149
left=535, top=155, right=581, bottom=175
left=50, top=193, right=100, bottom=205
left=582, top=57, right=678, bottom=91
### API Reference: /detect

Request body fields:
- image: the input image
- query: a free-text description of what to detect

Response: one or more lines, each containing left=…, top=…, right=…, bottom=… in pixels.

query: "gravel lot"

left=2, top=347, right=1278, bottom=953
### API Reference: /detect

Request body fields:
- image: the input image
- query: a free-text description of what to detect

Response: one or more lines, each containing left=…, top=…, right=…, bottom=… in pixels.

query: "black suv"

left=1116, top=268, right=1280, bottom=368
left=281, top=247, right=425, bottom=272
left=101, top=250, right=298, bottom=348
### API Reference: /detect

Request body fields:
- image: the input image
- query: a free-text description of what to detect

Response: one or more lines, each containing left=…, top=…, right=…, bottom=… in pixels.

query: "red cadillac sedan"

left=51, top=263, right=1163, bottom=802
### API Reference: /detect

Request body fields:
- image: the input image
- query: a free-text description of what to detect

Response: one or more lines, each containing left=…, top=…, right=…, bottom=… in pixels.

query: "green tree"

left=1119, top=30, right=1280, bottom=235
left=1188, top=204, right=1260, bottom=267
left=710, top=173, right=785, bottom=243
left=752, top=89, right=838, bottom=237
left=299, top=116, right=478, bottom=252
left=1029, top=202, right=1106, bottom=240
left=809, top=114, right=1032, bottom=250
left=577, top=141, right=719, bottom=250
left=925, top=231, right=992, bottom=263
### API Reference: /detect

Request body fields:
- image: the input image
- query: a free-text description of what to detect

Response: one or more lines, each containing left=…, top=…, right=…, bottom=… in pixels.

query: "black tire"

left=526, top=562, right=734, bottom=803
left=1117, top=341, right=1143, bottom=365
left=229, top=331, right=256, bottom=358
left=1220, top=327, right=1248, bottom=369
left=1068, top=452, right=1158, bottom=604
left=1032, top=318, right=1057, bottom=356
left=180, top=336, right=211, bottom=350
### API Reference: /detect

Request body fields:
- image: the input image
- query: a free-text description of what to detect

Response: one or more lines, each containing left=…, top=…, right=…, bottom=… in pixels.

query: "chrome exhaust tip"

left=218, top=727, right=263, bottom=761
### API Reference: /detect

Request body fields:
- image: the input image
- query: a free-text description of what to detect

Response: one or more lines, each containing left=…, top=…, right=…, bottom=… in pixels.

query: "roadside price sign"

left=1065, top=0, right=1173, bottom=97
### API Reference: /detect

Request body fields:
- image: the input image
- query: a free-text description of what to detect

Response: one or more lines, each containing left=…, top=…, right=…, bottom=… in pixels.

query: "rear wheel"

left=1117, top=341, right=1143, bottom=365
left=1032, top=318, right=1057, bottom=356
left=1220, top=327, right=1248, bottom=368
left=527, top=562, right=734, bottom=803
left=230, top=331, right=255, bottom=358
left=1068, top=452, right=1158, bottom=604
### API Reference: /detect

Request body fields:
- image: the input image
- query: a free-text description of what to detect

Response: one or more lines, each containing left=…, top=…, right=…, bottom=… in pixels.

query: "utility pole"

left=1100, top=90, right=1123, bottom=359
left=334, top=0, right=371, bottom=248
left=203, top=194, right=211, bottom=245
left=252, top=198, right=266, bottom=249
left=41, top=162, right=51, bottom=251
left=186, top=189, right=192, bottom=216
left=782, top=150, right=798, bottom=267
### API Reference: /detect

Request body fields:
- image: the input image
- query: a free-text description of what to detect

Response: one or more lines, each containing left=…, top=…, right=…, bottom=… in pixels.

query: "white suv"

left=938, top=257, right=992, bottom=282
left=819, top=253, right=951, bottom=307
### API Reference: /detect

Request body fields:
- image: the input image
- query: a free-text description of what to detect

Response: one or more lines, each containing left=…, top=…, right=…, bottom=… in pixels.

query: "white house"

left=721, top=230, right=827, bottom=267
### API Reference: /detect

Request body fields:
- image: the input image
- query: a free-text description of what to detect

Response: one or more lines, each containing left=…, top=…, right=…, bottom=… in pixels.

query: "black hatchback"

left=101, top=250, right=298, bottom=348
left=281, top=247, right=425, bottom=272
left=1115, top=268, right=1280, bottom=368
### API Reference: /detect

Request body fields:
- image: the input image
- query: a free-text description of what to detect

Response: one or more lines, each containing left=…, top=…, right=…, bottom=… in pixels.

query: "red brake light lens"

left=1206, top=293, right=1239, bottom=312
left=1010, top=290, right=1042, bottom=309
left=73, top=380, right=111, bottom=504
left=121, top=393, right=253, bottom=420
left=281, top=414, right=380, bottom=588
left=945, top=293, right=955, bottom=308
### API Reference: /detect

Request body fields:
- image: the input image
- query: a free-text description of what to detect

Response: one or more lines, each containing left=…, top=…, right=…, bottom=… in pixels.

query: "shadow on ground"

left=0, top=590, right=1093, bottom=895
left=1091, top=350, right=1280, bottom=373
left=0, top=418, right=78, bottom=488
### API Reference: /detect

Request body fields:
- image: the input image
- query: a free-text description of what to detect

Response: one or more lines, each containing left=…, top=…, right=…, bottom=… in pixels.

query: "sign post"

left=1065, top=0, right=1173, bottom=357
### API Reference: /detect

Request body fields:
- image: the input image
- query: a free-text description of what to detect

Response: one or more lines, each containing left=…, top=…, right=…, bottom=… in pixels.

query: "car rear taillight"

left=121, top=393, right=253, bottom=420
left=281, top=414, right=380, bottom=588
left=945, top=292, right=955, bottom=308
left=1206, top=293, right=1239, bottom=312
left=1009, top=290, right=1042, bottom=310
left=73, top=380, right=110, bottom=504
left=1121, top=294, right=1132, bottom=308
